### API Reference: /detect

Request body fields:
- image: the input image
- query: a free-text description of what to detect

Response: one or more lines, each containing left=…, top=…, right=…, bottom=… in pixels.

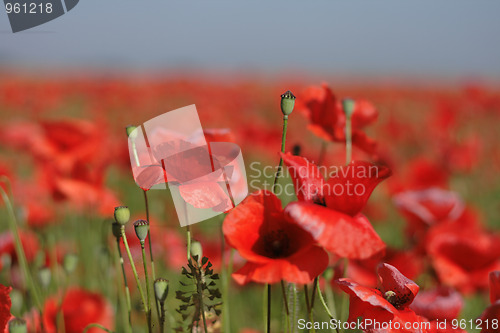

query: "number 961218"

left=5, top=2, right=53, bottom=14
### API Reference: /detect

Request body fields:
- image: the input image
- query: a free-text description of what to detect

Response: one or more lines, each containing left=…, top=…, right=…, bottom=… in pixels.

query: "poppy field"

left=1, top=74, right=500, bottom=333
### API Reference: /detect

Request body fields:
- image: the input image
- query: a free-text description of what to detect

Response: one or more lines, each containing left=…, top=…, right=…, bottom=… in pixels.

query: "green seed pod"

left=154, top=278, right=169, bottom=304
left=342, top=98, right=355, bottom=118
left=133, top=219, right=149, bottom=242
left=280, top=90, right=296, bottom=116
left=111, top=222, right=122, bottom=239
left=190, top=240, right=203, bottom=261
left=38, top=267, right=51, bottom=288
left=63, top=253, right=79, bottom=274
left=114, top=206, right=130, bottom=225
left=8, top=318, right=27, bottom=333
left=126, top=125, right=138, bottom=139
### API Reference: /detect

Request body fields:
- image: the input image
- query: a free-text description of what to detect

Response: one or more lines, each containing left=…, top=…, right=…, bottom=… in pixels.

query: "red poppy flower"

left=426, top=219, right=500, bottom=294
left=297, top=83, right=378, bottom=154
left=410, top=287, right=463, bottom=321
left=282, top=153, right=389, bottom=259
left=336, top=264, right=426, bottom=329
left=393, top=188, right=465, bottom=237
left=223, top=190, right=329, bottom=285
left=0, top=284, right=11, bottom=332
left=479, top=271, right=500, bottom=332
left=43, top=288, right=113, bottom=333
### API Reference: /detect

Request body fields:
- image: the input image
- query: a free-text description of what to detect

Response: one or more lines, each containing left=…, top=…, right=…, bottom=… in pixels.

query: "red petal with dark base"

left=284, top=202, right=385, bottom=260
left=281, top=153, right=324, bottom=202
left=324, top=161, right=391, bottom=217
left=490, top=271, right=500, bottom=304
left=378, top=263, right=419, bottom=309
left=232, top=245, right=328, bottom=285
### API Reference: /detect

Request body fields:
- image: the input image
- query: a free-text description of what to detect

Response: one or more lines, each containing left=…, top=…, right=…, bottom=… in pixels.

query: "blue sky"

left=1, top=1, right=500, bottom=79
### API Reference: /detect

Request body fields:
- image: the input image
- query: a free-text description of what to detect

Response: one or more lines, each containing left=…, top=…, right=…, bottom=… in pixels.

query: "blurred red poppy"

left=43, top=288, right=113, bottom=333
left=0, top=284, right=11, bottom=332
left=282, top=153, right=389, bottom=259
left=297, top=83, right=378, bottom=154
left=426, top=219, right=500, bottom=294
left=478, top=272, right=500, bottom=333
left=410, top=287, right=463, bottom=321
left=223, top=190, right=329, bottom=284
left=0, top=231, right=40, bottom=264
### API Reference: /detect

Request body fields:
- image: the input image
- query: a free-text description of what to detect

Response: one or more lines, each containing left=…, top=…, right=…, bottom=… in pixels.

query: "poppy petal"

left=324, top=161, right=391, bottom=217
left=281, top=153, right=325, bottom=202
left=378, top=263, right=419, bottom=309
left=284, top=202, right=385, bottom=260
left=232, top=245, right=328, bottom=285
left=490, top=271, right=500, bottom=304
left=0, top=284, right=11, bottom=332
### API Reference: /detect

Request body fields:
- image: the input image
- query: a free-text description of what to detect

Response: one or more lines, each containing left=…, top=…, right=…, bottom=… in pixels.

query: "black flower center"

left=383, top=290, right=411, bottom=309
left=263, top=230, right=290, bottom=258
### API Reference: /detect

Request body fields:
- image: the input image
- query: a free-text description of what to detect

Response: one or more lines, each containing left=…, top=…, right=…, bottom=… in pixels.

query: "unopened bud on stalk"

left=38, top=267, right=51, bottom=288
left=280, top=90, right=296, bottom=116
left=114, top=206, right=130, bottom=225
left=342, top=98, right=355, bottom=118
left=63, top=253, right=78, bottom=274
left=8, top=318, right=27, bottom=333
left=134, top=219, right=149, bottom=242
left=111, top=222, right=122, bottom=239
left=126, top=125, right=138, bottom=139
left=190, top=240, right=203, bottom=260
left=154, top=278, right=169, bottom=304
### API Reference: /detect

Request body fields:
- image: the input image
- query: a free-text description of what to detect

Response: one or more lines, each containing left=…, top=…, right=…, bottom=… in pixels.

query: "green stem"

left=159, top=302, right=166, bottom=333
left=345, top=116, right=352, bottom=165
left=272, top=115, right=289, bottom=192
left=290, top=284, right=297, bottom=333
left=186, top=225, right=192, bottom=260
left=82, top=323, right=114, bottom=333
left=280, top=280, right=290, bottom=333
left=221, top=221, right=231, bottom=333
left=316, top=279, right=339, bottom=333
left=304, top=285, right=315, bottom=333
left=115, top=239, right=132, bottom=333
left=318, top=141, right=327, bottom=166
left=120, top=227, right=149, bottom=322
left=267, top=284, right=271, bottom=333
left=143, top=190, right=160, bottom=323
left=141, top=241, right=153, bottom=333
left=0, top=187, right=43, bottom=311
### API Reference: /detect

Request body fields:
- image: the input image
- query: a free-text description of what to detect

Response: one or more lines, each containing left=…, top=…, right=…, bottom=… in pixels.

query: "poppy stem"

left=318, top=141, right=328, bottom=166
left=272, top=115, right=289, bottom=192
left=316, top=278, right=339, bottom=333
left=120, top=227, right=149, bottom=327
left=0, top=186, right=43, bottom=311
left=115, top=239, right=133, bottom=333
left=280, top=280, right=290, bottom=333
left=310, top=276, right=318, bottom=309
left=267, top=283, right=272, bottom=333
left=82, top=323, right=115, bottom=333
left=143, top=190, right=161, bottom=323
left=140, top=241, right=153, bottom=333
left=303, top=284, right=315, bottom=333
left=186, top=225, right=192, bottom=260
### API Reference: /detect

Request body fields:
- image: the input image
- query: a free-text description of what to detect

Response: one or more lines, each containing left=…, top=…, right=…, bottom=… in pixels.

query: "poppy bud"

left=134, top=219, right=149, bottom=242
left=111, top=222, right=122, bottom=239
left=190, top=240, right=203, bottom=260
left=8, top=318, right=27, bottom=333
left=114, top=206, right=130, bottom=225
left=63, top=253, right=78, bottom=274
left=280, top=90, right=296, bottom=116
left=154, top=278, right=169, bottom=304
left=126, top=125, right=138, bottom=139
left=38, top=267, right=51, bottom=288
left=342, top=98, right=355, bottom=118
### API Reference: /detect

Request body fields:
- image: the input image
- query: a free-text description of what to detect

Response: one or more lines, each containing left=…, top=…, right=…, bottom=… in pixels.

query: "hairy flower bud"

left=190, top=240, right=203, bottom=261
